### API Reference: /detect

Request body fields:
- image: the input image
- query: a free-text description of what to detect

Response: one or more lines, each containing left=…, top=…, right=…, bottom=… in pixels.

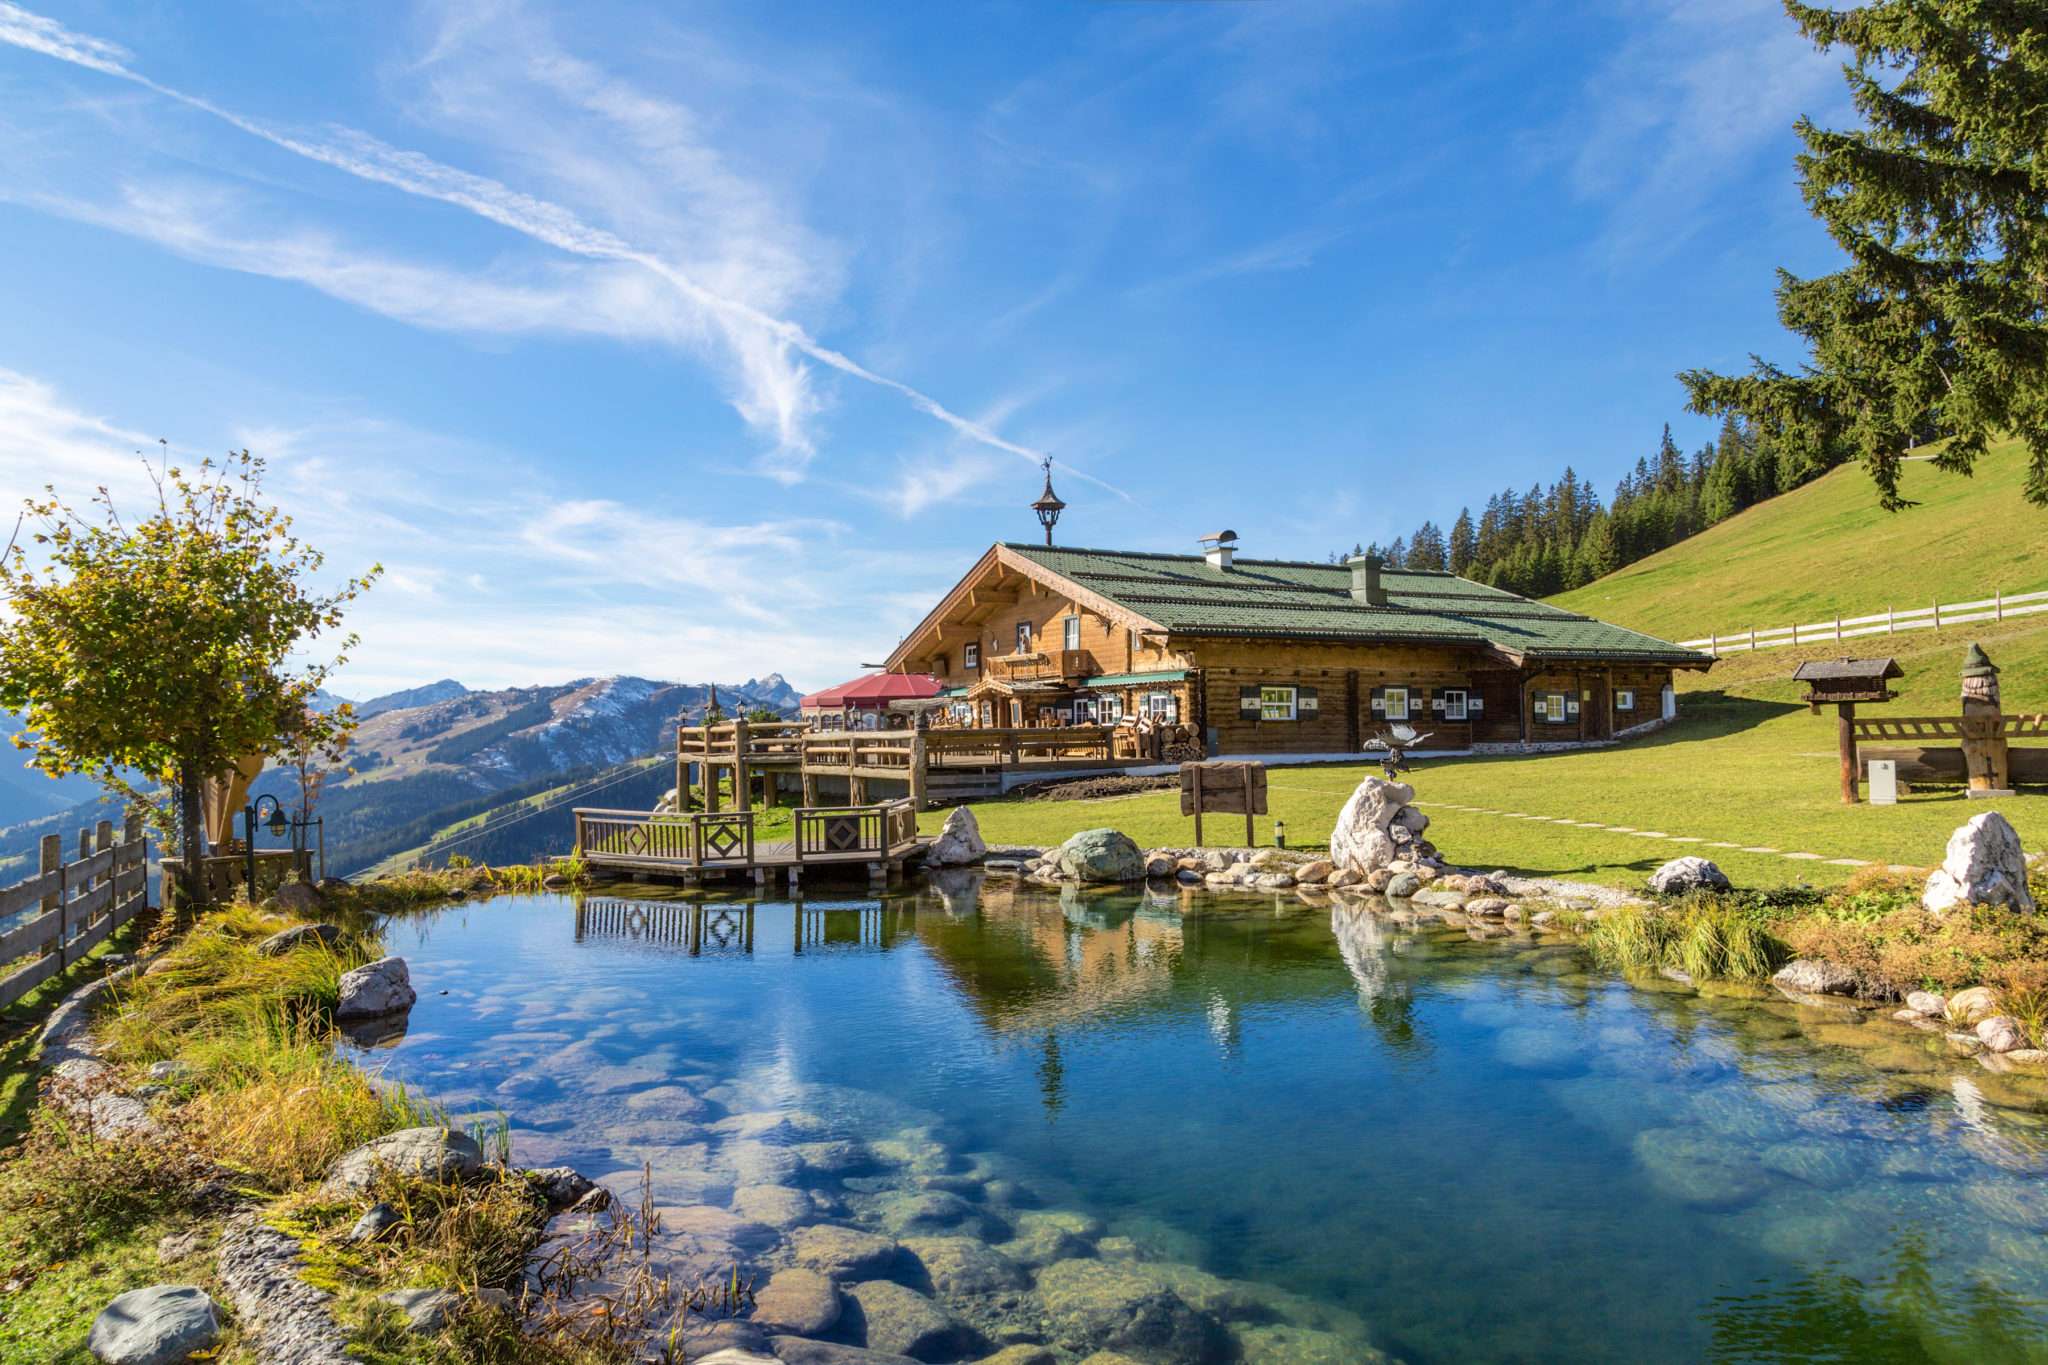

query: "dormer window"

left=1063, top=615, right=1081, bottom=651
left=1015, top=622, right=1032, bottom=654
left=964, top=643, right=979, bottom=671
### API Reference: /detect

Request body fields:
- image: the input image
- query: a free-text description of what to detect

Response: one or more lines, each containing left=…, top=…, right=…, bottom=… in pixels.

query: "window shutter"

left=1297, top=687, right=1319, bottom=717
left=1369, top=687, right=1385, bottom=713
left=1239, top=686, right=1261, bottom=717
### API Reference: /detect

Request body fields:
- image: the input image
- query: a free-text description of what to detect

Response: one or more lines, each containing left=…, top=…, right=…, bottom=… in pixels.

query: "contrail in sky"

left=0, top=3, right=1129, bottom=499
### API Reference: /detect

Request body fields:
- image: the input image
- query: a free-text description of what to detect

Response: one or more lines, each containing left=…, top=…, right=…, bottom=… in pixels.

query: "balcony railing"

left=986, top=649, right=1097, bottom=682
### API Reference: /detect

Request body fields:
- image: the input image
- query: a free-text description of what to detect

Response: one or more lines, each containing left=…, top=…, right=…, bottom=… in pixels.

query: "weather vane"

left=1030, top=457, right=1066, bottom=547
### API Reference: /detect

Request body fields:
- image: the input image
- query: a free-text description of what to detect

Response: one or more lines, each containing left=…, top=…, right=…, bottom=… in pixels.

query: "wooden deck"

left=573, top=800, right=924, bottom=887
left=677, top=721, right=1155, bottom=809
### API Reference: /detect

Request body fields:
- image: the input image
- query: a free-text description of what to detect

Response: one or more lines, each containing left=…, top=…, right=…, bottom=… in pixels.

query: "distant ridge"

left=356, top=679, right=470, bottom=719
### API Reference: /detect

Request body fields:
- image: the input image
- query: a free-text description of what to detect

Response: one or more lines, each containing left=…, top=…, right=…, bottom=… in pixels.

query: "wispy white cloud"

left=0, top=1, right=1128, bottom=498
left=1563, top=0, right=1843, bottom=261
left=1126, top=222, right=1354, bottom=301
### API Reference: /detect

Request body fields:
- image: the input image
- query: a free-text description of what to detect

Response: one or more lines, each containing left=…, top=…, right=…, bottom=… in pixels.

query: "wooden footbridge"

left=572, top=798, right=925, bottom=888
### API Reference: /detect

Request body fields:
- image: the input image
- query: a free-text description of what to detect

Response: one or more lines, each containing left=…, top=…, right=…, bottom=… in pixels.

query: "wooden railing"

left=800, top=732, right=920, bottom=771
left=793, top=800, right=919, bottom=861
left=1852, top=712, right=2048, bottom=743
left=0, top=814, right=148, bottom=1009
left=678, top=720, right=808, bottom=762
left=573, top=808, right=694, bottom=866
left=924, top=727, right=1115, bottom=767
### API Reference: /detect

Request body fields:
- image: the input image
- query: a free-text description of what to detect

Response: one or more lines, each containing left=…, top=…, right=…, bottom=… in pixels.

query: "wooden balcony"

left=986, top=649, right=1098, bottom=683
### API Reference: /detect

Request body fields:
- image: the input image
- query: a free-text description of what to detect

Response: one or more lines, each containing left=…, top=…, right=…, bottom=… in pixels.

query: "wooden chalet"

left=881, top=533, right=1712, bottom=755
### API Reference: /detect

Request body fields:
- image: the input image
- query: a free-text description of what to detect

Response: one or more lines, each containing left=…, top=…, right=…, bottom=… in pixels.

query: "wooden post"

left=1708, top=631, right=1717, bottom=658
left=1192, top=764, right=1205, bottom=847
left=38, top=832, right=61, bottom=966
left=1518, top=676, right=1533, bottom=745
left=1834, top=615, right=1842, bottom=643
left=1932, top=598, right=1940, bottom=630
left=1996, top=589, right=2004, bottom=622
left=1837, top=701, right=1859, bottom=805
left=909, top=733, right=928, bottom=811
left=93, top=820, right=112, bottom=935
left=1887, top=606, right=1894, bottom=636
left=1242, top=766, right=1254, bottom=848
left=734, top=719, right=752, bottom=812
left=1748, top=625, right=1756, bottom=651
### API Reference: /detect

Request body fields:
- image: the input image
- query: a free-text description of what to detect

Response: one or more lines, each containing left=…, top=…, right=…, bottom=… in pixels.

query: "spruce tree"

left=1681, top=2, right=2048, bottom=509
left=1448, top=509, right=1477, bottom=575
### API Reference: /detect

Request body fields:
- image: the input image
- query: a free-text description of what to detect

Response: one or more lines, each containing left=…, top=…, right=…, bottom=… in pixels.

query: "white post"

left=1834, top=615, right=1842, bottom=643
left=1708, top=631, right=1718, bottom=657
left=1887, top=606, right=1894, bottom=636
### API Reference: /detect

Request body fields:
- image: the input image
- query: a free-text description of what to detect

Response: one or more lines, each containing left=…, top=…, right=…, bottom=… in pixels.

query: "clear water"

left=363, top=878, right=2048, bottom=1363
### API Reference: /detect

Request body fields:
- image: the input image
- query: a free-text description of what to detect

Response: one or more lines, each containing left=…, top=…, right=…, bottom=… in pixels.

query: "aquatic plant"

left=1586, top=898, right=1782, bottom=982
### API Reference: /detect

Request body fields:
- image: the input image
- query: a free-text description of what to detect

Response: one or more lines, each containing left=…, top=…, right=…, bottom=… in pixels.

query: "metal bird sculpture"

left=1363, top=722, right=1433, bottom=782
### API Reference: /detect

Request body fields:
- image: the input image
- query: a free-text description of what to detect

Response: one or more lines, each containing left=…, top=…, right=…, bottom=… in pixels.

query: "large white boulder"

left=925, top=807, right=987, bottom=867
left=1329, top=778, right=1425, bottom=875
left=335, top=956, right=417, bottom=1020
left=1923, top=812, right=2036, bottom=915
left=1649, top=857, right=1731, bottom=896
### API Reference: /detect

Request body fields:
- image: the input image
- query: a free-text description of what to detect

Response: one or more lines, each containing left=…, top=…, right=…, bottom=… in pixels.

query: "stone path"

left=1413, top=800, right=1874, bottom=869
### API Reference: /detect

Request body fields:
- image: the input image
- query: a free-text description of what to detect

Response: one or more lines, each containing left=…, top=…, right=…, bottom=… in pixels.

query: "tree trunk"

left=177, top=761, right=209, bottom=919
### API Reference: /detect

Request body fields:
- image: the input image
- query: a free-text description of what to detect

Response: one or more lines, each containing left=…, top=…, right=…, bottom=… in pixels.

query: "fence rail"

left=1678, top=589, right=2048, bottom=658
left=0, top=813, right=148, bottom=1009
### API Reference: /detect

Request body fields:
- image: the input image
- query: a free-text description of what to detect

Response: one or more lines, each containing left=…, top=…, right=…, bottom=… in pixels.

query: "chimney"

left=1198, top=529, right=1239, bottom=570
left=1347, top=553, right=1387, bottom=606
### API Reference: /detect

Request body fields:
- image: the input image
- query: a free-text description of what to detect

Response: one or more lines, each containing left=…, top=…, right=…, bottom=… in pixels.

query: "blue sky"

left=0, top=0, right=1848, bottom=695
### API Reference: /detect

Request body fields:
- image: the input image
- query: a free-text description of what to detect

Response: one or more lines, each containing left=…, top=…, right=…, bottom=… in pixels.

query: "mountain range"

left=0, top=672, right=803, bottom=877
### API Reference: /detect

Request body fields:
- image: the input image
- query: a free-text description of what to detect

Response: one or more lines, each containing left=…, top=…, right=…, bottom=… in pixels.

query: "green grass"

left=0, top=913, right=148, bottom=1148
left=1551, top=436, right=2048, bottom=640
left=923, top=617, right=2048, bottom=889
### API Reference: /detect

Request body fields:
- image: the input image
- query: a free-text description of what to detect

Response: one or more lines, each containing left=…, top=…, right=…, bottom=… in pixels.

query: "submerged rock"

left=790, top=1225, right=903, bottom=1281
left=750, top=1267, right=842, bottom=1337
left=1631, top=1127, right=1772, bottom=1209
left=1924, top=812, right=2035, bottom=914
left=844, top=1280, right=984, bottom=1362
left=901, top=1235, right=1029, bottom=1298
left=88, top=1285, right=219, bottom=1365
left=1035, top=1259, right=1235, bottom=1363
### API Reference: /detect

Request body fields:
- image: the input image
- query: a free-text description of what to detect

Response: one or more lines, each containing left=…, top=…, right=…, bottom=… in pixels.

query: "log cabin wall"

left=1185, top=637, right=1497, bottom=755
left=903, top=578, right=1184, bottom=693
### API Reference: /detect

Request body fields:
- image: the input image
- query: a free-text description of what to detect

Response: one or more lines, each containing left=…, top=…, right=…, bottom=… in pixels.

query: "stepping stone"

left=1781, top=852, right=1824, bottom=861
left=1706, top=842, right=1741, bottom=849
left=1632, top=832, right=1669, bottom=839
left=1823, top=858, right=1869, bottom=867
left=1668, top=837, right=1705, bottom=844
left=1608, top=827, right=1636, bottom=833
left=1742, top=847, right=1778, bottom=854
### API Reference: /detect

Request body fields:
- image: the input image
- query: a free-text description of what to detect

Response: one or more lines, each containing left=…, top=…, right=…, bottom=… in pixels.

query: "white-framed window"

left=1144, top=691, right=1178, bottom=721
left=1538, top=691, right=1571, bottom=724
left=1064, top=615, right=1081, bottom=651
left=1100, top=695, right=1122, bottom=723
left=1071, top=696, right=1095, bottom=723
left=1440, top=688, right=1468, bottom=721
left=1009, top=700, right=1023, bottom=726
left=980, top=701, right=993, bottom=726
left=1616, top=688, right=1635, bottom=711
left=1260, top=685, right=1297, bottom=721
left=1383, top=686, right=1410, bottom=721
left=1015, top=622, right=1032, bottom=654
left=964, top=643, right=979, bottom=671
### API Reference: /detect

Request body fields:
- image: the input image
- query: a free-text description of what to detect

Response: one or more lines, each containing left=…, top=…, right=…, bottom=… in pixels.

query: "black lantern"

left=251, top=793, right=289, bottom=838
left=1031, top=457, right=1066, bottom=547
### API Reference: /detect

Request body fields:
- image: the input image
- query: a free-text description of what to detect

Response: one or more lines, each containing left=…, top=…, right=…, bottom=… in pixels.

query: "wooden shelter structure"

left=1837, top=644, right=2048, bottom=798
left=1793, top=657, right=1903, bottom=804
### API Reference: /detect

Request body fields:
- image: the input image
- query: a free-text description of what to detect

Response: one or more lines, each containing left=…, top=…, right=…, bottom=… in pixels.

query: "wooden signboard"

left=1180, top=760, right=1268, bottom=846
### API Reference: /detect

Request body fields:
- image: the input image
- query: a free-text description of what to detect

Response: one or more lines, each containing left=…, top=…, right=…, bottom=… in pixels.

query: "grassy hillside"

left=1551, top=437, right=2048, bottom=641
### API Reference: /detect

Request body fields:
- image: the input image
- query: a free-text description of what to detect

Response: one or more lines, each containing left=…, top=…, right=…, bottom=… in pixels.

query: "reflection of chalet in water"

left=884, top=530, right=1711, bottom=755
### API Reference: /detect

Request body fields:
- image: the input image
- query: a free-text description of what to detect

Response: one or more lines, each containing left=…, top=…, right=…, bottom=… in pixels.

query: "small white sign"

left=1869, top=758, right=1898, bottom=805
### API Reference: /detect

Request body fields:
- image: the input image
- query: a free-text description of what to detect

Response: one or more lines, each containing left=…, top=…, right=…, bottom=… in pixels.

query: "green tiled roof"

left=1004, top=544, right=1709, bottom=666
left=1081, top=669, right=1188, bottom=689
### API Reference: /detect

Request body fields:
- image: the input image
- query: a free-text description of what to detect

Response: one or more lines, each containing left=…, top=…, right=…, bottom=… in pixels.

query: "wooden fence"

left=1678, top=589, right=2048, bottom=658
left=0, top=813, right=148, bottom=1009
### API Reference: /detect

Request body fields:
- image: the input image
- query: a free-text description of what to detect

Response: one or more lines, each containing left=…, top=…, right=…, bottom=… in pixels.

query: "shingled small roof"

left=999, top=543, right=1711, bottom=667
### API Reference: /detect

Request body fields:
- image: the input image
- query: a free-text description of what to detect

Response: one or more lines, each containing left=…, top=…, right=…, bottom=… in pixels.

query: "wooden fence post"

left=38, top=833, right=62, bottom=968
left=1996, top=589, right=2003, bottom=622
left=1932, top=599, right=1940, bottom=630
left=1887, top=606, right=1894, bottom=636
left=908, top=734, right=928, bottom=811
left=1748, top=625, right=1756, bottom=651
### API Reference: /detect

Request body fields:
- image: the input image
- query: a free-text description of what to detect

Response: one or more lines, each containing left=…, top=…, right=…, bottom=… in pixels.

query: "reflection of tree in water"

left=1329, top=907, right=1419, bottom=1051
left=1706, top=1231, right=2045, bottom=1363
left=1037, top=1030, right=1064, bottom=1120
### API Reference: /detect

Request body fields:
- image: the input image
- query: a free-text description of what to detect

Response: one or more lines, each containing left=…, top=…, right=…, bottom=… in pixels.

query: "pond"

left=361, top=877, right=2048, bottom=1363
